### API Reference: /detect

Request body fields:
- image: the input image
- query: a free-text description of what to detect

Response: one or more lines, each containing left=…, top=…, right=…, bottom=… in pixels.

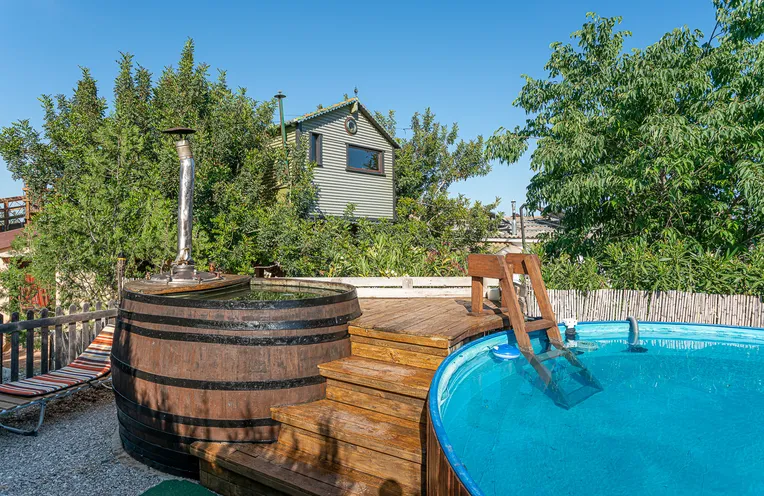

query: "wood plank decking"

left=350, top=298, right=509, bottom=350
left=191, top=298, right=509, bottom=495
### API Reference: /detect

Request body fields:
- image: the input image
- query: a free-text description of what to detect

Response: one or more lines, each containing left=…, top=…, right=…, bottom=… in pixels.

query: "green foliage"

left=537, top=252, right=607, bottom=291
left=541, top=230, right=764, bottom=297
left=1, top=41, right=500, bottom=303
left=396, top=109, right=490, bottom=201
left=395, top=108, right=501, bottom=248
left=0, top=257, right=31, bottom=314
left=199, top=201, right=471, bottom=280
left=491, top=2, right=764, bottom=296
left=0, top=40, right=297, bottom=303
left=491, top=4, right=764, bottom=254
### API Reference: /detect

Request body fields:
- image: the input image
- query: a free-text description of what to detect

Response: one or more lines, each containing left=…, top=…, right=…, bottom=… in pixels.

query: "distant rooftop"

left=496, top=215, right=559, bottom=240
left=0, top=229, right=22, bottom=253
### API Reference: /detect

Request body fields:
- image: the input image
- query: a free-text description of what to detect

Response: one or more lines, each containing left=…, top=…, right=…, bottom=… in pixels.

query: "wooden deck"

left=351, top=298, right=509, bottom=350
left=191, top=298, right=509, bottom=495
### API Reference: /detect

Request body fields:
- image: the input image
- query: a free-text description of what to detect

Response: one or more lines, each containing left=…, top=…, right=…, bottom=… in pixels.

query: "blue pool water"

left=432, top=322, right=764, bottom=496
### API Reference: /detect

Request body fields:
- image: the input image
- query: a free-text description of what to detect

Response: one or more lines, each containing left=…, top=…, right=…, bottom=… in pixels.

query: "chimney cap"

left=274, top=91, right=286, bottom=99
left=162, top=127, right=196, bottom=137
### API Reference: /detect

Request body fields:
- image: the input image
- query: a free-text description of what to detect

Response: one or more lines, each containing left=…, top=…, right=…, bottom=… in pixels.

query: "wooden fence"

left=299, top=277, right=764, bottom=328
left=0, top=302, right=117, bottom=383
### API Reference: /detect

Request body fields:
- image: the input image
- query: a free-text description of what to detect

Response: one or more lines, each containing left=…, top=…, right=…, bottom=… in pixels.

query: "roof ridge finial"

left=354, top=86, right=358, bottom=98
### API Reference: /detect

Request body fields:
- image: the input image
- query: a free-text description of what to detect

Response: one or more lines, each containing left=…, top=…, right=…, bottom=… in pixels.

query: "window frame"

left=345, top=143, right=385, bottom=176
left=309, top=132, right=323, bottom=166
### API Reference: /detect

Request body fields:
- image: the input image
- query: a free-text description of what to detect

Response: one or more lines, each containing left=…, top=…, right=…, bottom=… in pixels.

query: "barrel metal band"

left=118, top=428, right=199, bottom=478
left=117, top=321, right=348, bottom=346
left=118, top=309, right=360, bottom=331
left=117, top=410, right=273, bottom=450
left=111, top=355, right=325, bottom=391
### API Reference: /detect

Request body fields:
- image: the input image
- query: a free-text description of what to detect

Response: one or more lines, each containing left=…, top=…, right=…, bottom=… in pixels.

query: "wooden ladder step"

left=319, top=356, right=434, bottom=400
left=271, top=399, right=425, bottom=463
left=536, top=349, right=566, bottom=362
left=550, top=374, right=604, bottom=410
left=524, top=318, right=557, bottom=332
left=192, top=441, right=419, bottom=496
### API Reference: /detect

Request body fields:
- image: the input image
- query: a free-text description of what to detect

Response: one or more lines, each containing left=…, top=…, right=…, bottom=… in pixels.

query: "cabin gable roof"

left=285, top=98, right=400, bottom=149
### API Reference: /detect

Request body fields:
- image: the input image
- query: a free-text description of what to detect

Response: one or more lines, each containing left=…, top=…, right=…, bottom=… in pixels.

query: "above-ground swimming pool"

left=430, top=322, right=764, bottom=496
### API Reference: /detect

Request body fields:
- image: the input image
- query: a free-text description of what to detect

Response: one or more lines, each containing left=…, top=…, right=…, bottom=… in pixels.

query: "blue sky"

left=0, top=1, right=714, bottom=212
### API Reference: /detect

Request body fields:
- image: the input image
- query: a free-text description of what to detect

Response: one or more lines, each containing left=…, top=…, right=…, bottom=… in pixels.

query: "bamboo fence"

left=525, top=288, right=763, bottom=327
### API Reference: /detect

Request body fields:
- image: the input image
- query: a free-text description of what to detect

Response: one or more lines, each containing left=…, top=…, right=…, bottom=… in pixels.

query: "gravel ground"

left=0, top=387, right=189, bottom=496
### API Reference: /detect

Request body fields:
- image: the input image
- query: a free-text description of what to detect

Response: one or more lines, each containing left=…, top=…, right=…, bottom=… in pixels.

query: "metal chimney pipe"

left=274, top=91, right=287, bottom=152
left=274, top=91, right=291, bottom=199
left=174, top=137, right=195, bottom=269
left=147, top=127, right=220, bottom=284
left=519, top=203, right=528, bottom=252
left=511, top=200, right=517, bottom=236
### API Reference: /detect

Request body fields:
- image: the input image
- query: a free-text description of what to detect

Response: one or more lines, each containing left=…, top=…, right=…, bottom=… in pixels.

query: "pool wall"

left=427, top=331, right=498, bottom=496
left=426, top=414, right=471, bottom=495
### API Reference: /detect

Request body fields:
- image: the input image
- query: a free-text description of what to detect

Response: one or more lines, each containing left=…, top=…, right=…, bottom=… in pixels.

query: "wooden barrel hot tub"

left=112, top=276, right=360, bottom=478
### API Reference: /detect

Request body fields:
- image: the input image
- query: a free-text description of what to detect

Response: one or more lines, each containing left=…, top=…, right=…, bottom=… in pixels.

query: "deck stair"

left=468, top=253, right=603, bottom=409
left=192, top=337, right=439, bottom=495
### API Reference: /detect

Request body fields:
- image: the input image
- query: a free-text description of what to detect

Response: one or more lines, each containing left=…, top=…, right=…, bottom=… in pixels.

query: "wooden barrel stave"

left=112, top=363, right=332, bottom=419
left=113, top=278, right=360, bottom=478
left=114, top=386, right=283, bottom=440
left=113, top=328, right=349, bottom=381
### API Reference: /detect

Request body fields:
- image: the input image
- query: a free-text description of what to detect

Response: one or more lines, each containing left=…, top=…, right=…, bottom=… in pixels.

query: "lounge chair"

left=0, top=325, right=114, bottom=435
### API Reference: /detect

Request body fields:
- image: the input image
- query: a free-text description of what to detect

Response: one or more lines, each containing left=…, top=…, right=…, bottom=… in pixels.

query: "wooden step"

left=277, top=424, right=423, bottom=491
left=318, top=356, right=434, bottom=400
left=192, top=441, right=419, bottom=496
left=271, top=399, right=424, bottom=463
left=350, top=335, right=449, bottom=358
left=351, top=338, right=444, bottom=370
left=326, top=379, right=426, bottom=423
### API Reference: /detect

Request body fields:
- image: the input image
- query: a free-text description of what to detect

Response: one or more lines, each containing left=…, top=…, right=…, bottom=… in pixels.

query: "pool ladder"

left=530, top=339, right=603, bottom=409
left=468, top=253, right=603, bottom=409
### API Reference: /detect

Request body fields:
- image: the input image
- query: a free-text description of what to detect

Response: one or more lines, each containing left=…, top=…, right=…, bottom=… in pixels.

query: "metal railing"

left=0, top=195, right=28, bottom=232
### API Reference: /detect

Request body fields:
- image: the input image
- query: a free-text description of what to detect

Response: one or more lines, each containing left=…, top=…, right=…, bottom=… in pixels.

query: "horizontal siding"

left=300, top=107, right=395, bottom=219
left=268, top=128, right=296, bottom=150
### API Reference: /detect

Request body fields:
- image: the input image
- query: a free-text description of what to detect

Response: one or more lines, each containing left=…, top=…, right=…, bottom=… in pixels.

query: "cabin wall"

left=298, top=107, right=395, bottom=219
left=268, top=128, right=297, bottom=149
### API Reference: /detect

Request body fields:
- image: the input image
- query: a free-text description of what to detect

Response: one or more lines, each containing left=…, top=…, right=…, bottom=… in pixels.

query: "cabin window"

left=310, top=133, right=322, bottom=165
left=346, top=145, right=383, bottom=174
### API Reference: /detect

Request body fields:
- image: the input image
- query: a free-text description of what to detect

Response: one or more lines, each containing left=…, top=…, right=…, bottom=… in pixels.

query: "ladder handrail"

left=467, top=253, right=603, bottom=408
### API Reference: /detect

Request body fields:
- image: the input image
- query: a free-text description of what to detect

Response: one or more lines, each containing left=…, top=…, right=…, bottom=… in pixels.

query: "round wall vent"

left=344, top=116, right=358, bottom=135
